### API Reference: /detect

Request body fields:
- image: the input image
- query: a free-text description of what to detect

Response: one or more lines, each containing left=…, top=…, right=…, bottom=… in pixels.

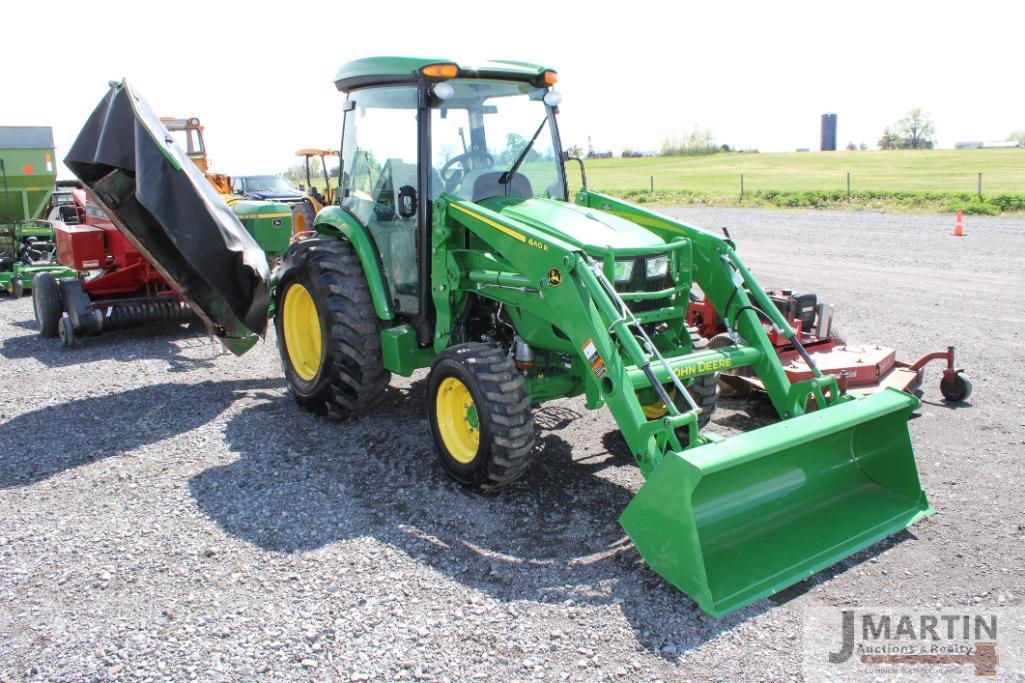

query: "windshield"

left=244, top=176, right=296, bottom=193
left=431, top=79, right=565, bottom=202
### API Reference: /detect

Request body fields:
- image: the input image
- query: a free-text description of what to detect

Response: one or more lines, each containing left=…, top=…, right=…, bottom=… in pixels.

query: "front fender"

left=311, top=206, right=394, bottom=321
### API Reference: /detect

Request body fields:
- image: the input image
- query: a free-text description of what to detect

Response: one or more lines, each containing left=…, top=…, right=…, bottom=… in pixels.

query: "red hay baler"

left=32, top=188, right=193, bottom=346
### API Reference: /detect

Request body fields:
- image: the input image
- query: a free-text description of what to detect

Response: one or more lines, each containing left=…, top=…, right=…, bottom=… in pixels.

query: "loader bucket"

left=64, top=81, right=270, bottom=354
left=620, top=388, right=931, bottom=618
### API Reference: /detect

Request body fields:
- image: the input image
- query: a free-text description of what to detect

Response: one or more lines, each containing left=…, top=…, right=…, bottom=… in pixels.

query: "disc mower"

left=1, top=126, right=79, bottom=296
left=70, top=66, right=934, bottom=618
left=688, top=288, right=972, bottom=402
left=35, top=126, right=288, bottom=347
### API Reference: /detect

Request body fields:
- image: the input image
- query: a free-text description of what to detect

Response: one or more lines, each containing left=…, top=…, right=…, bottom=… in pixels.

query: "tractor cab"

left=329, top=58, right=565, bottom=327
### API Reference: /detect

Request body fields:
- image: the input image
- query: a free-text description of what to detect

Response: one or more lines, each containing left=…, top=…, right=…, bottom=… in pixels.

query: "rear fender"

left=307, top=206, right=393, bottom=321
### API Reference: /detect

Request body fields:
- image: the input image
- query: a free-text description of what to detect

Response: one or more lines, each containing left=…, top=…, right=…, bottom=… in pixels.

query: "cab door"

left=338, top=86, right=423, bottom=314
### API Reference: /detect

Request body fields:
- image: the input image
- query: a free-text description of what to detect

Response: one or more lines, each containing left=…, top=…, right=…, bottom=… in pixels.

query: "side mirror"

left=561, top=151, right=588, bottom=190
left=397, top=185, right=417, bottom=219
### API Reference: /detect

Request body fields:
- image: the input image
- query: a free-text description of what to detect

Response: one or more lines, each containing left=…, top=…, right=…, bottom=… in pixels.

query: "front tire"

left=10, top=278, right=24, bottom=298
left=274, top=238, right=390, bottom=417
left=427, top=343, right=536, bottom=488
left=637, top=326, right=719, bottom=438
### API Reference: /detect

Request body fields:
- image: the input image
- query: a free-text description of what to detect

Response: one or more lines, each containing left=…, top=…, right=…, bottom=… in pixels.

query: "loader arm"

left=435, top=194, right=770, bottom=474
left=575, top=189, right=845, bottom=418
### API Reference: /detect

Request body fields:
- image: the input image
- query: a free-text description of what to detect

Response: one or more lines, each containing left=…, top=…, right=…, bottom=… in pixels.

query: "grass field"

left=293, top=149, right=1024, bottom=214
left=574, top=148, right=1025, bottom=195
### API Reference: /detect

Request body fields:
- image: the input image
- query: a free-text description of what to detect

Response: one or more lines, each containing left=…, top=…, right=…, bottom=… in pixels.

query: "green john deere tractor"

left=70, top=61, right=932, bottom=618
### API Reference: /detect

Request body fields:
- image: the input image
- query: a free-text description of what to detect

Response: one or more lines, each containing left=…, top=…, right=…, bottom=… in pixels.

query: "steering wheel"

left=440, top=150, right=494, bottom=192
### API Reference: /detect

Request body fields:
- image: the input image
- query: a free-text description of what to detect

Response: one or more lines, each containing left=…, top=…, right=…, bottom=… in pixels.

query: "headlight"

left=645, top=254, right=669, bottom=278
left=613, top=260, right=635, bottom=283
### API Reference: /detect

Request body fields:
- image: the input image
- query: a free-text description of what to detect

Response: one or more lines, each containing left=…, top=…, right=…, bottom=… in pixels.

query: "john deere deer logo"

left=548, top=268, right=562, bottom=286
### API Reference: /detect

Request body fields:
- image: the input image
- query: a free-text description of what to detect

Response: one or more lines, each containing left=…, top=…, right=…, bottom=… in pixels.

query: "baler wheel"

left=59, top=316, right=75, bottom=348
left=32, top=272, right=62, bottom=337
left=274, top=238, right=390, bottom=417
left=940, top=374, right=972, bottom=403
left=427, top=343, right=536, bottom=488
left=10, top=278, right=24, bottom=298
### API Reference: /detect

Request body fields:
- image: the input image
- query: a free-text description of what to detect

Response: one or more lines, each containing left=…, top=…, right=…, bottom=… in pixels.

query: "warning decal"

left=582, top=338, right=607, bottom=379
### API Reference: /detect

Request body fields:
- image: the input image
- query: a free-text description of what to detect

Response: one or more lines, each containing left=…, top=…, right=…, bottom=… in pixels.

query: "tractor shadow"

left=0, top=320, right=220, bottom=372
left=188, top=387, right=912, bottom=661
left=0, top=378, right=284, bottom=489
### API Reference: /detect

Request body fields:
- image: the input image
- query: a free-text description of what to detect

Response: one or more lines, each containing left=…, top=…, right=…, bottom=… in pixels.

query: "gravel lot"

left=1, top=207, right=1022, bottom=681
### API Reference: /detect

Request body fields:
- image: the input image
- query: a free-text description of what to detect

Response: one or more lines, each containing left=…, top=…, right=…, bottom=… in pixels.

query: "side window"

left=340, top=86, right=420, bottom=314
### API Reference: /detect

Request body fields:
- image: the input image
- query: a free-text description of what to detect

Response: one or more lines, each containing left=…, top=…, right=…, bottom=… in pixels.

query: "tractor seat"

left=453, top=169, right=533, bottom=202
left=58, top=206, right=80, bottom=224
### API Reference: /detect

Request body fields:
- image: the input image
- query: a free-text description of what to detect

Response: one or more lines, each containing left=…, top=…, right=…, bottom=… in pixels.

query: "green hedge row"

left=612, top=188, right=1025, bottom=214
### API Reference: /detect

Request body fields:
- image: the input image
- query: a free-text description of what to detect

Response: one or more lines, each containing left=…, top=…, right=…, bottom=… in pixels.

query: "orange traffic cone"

left=953, top=210, right=965, bottom=237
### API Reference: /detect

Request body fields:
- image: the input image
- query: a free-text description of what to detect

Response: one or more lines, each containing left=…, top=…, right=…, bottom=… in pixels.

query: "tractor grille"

left=618, top=256, right=673, bottom=314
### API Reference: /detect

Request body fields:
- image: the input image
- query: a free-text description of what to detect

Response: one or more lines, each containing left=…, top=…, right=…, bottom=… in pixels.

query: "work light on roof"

left=421, top=63, right=458, bottom=78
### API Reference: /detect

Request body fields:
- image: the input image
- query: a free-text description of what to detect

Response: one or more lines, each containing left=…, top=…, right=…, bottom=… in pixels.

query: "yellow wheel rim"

left=282, top=283, right=322, bottom=381
left=640, top=387, right=677, bottom=419
left=435, top=376, right=480, bottom=464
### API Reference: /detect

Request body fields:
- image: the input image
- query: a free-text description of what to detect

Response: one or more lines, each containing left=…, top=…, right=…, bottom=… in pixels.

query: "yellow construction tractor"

left=159, top=117, right=232, bottom=196
left=291, top=148, right=337, bottom=234
left=159, top=116, right=292, bottom=259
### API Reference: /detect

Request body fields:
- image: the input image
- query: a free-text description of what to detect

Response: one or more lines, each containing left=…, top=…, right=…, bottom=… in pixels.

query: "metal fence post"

left=740, top=174, right=744, bottom=202
left=650, top=176, right=654, bottom=193
left=847, top=172, right=851, bottom=201
left=978, top=172, right=982, bottom=200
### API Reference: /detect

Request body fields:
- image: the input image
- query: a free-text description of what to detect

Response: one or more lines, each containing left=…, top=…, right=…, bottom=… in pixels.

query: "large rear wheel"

left=274, top=238, right=390, bottom=417
left=427, top=343, right=536, bottom=488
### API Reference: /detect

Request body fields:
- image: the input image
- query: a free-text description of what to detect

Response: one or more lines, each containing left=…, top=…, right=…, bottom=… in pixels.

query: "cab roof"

left=333, top=56, right=553, bottom=92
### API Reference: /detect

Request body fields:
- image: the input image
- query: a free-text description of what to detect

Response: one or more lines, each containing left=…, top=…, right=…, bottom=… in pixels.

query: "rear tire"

left=427, top=343, right=536, bottom=488
left=274, top=238, right=390, bottom=417
left=291, top=200, right=317, bottom=235
left=32, top=272, right=62, bottom=337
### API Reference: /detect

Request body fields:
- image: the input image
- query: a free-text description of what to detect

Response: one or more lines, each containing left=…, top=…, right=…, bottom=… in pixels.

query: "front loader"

left=67, top=61, right=932, bottom=618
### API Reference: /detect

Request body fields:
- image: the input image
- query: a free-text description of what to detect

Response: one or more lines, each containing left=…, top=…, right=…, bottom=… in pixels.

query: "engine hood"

left=482, top=197, right=666, bottom=252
